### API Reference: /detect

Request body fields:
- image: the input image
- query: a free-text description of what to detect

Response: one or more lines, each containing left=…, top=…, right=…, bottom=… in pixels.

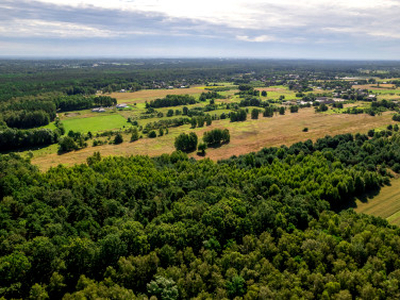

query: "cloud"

left=0, top=20, right=116, bottom=38
left=1, top=0, right=400, bottom=59
left=236, top=35, right=276, bottom=42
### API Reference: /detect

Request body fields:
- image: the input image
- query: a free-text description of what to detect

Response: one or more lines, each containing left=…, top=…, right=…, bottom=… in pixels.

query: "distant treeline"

left=2, top=59, right=400, bottom=103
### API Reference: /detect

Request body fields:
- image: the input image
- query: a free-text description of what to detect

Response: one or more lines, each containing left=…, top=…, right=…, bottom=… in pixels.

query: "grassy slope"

left=31, top=107, right=394, bottom=171
left=28, top=84, right=400, bottom=170
left=354, top=178, right=400, bottom=226
left=63, top=114, right=128, bottom=133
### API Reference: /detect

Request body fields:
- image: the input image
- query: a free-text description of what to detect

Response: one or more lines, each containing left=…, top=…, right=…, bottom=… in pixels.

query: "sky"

left=1, top=0, right=400, bottom=59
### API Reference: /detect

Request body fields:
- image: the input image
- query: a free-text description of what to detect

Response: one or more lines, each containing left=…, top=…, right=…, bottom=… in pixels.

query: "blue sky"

left=1, top=0, right=400, bottom=59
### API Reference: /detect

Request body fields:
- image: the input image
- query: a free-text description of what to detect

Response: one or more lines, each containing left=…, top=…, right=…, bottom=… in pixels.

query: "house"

left=282, top=101, right=297, bottom=106
left=119, top=89, right=126, bottom=93
left=316, top=97, right=335, bottom=104
left=92, top=107, right=106, bottom=112
left=116, top=103, right=128, bottom=109
left=367, top=94, right=377, bottom=101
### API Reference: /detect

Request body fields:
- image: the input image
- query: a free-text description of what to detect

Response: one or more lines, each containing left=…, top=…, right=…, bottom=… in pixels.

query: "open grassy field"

left=354, top=178, right=400, bottom=226
left=109, top=86, right=209, bottom=104
left=353, top=84, right=397, bottom=90
left=31, top=107, right=395, bottom=171
left=63, top=114, right=128, bottom=133
left=258, top=86, right=301, bottom=100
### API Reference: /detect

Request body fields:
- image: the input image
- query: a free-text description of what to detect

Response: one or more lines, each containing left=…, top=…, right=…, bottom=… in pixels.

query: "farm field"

left=31, top=107, right=395, bottom=171
left=354, top=178, right=400, bottom=226
left=110, top=86, right=207, bottom=104
left=62, top=114, right=128, bottom=133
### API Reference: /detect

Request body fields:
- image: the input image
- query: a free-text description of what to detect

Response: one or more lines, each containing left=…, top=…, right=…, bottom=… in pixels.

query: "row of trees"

left=174, top=132, right=198, bottom=152
left=0, top=128, right=59, bottom=151
left=203, top=128, right=230, bottom=146
left=175, top=128, right=231, bottom=153
left=147, top=95, right=196, bottom=108
left=199, top=91, right=223, bottom=101
left=0, top=98, right=57, bottom=129
left=230, top=109, right=247, bottom=122
left=55, top=95, right=117, bottom=111
left=2, top=110, right=52, bottom=128
left=190, top=115, right=212, bottom=128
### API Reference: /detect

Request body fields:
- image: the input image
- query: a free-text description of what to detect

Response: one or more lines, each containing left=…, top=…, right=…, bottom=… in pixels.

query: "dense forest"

left=2, top=59, right=400, bottom=298
left=2, top=130, right=400, bottom=298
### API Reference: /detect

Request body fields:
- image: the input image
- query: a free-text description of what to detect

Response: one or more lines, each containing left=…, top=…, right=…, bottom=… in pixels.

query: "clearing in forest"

left=31, top=107, right=395, bottom=171
left=63, top=114, right=128, bottom=133
left=354, top=178, right=400, bottom=226
left=109, top=87, right=205, bottom=104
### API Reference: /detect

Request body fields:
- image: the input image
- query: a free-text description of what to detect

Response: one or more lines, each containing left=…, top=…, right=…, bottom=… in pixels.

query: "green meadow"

left=63, top=114, right=128, bottom=133
left=355, top=178, right=400, bottom=226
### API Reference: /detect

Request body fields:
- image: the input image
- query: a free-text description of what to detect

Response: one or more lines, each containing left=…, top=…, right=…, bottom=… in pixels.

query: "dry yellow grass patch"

left=31, top=108, right=394, bottom=171
left=352, top=84, right=397, bottom=90
left=109, top=87, right=204, bottom=104
left=354, top=178, right=400, bottom=226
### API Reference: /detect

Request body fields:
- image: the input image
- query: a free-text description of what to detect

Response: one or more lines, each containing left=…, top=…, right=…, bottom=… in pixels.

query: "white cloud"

left=25, top=0, right=400, bottom=40
left=236, top=35, right=275, bottom=42
left=1, top=0, right=400, bottom=58
left=324, top=26, right=400, bottom=40
left=0, top=20, right=115, bottom=38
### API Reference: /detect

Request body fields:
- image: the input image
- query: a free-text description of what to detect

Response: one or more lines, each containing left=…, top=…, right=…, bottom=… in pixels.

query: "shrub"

left=203, top=129, right=230, bottom=146
left=174, top=132, right=198, bottom=152
left=148, top=131, right=157, bottom=138
left=113, top=133, right=123, bottom=144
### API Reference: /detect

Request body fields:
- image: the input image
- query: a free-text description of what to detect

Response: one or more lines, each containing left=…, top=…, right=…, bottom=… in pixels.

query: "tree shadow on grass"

left=333, top=187, right=382, bottom=213
left=206, top=141, right=229, bottom=149
left=0, top=144, right=54, bottom=155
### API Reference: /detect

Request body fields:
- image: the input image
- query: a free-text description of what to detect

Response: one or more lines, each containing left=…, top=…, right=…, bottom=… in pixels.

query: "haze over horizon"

left=1, top=0, right=400, bottom=60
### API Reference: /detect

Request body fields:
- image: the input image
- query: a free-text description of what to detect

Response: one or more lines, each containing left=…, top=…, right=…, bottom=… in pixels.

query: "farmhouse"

left=316, top=97, right=335, bottom=104
left=92, top=107, right=105, bottom=112
left=282, top=101, right=297, bottom=106
left=116, top=103, right=128, bottom=109
left=299, top=101, right=313, bottom=105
